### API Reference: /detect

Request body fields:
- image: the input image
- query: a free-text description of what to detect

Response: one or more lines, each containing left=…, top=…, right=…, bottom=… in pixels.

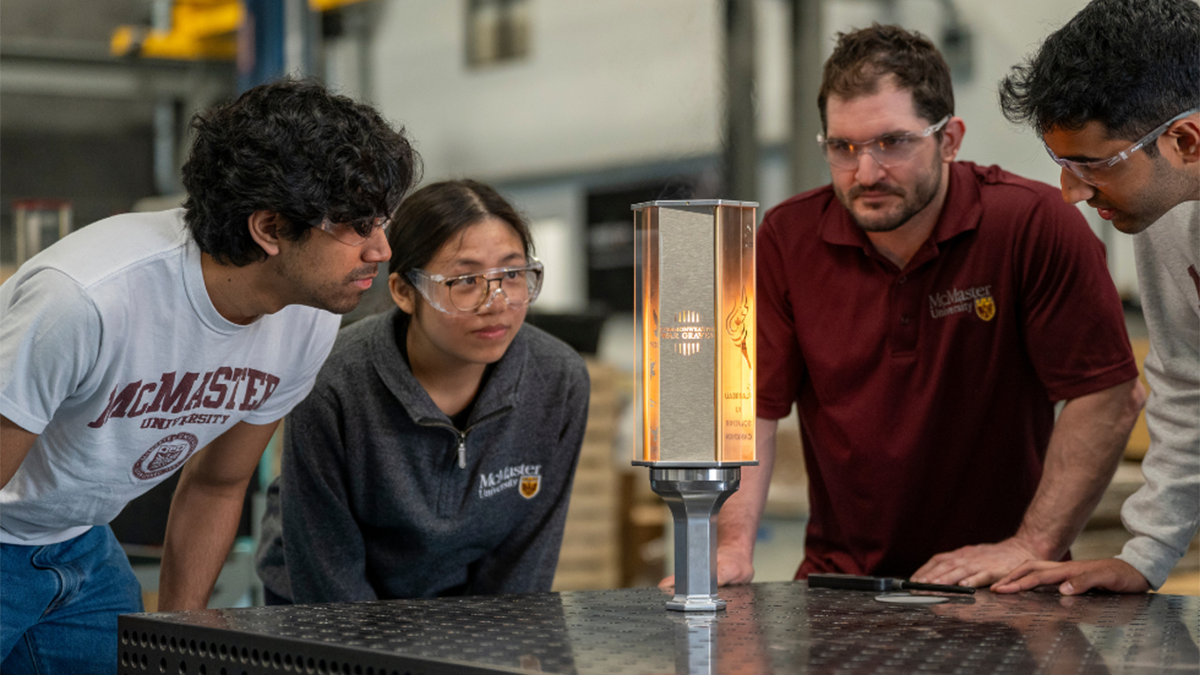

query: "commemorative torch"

left=632, top=200, right=757, bottom=612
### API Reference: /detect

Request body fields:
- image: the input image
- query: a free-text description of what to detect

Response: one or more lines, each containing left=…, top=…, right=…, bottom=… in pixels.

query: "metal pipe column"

left=723, top=0, right=758, bottom=203
left=789, top=0, right=826, bottom=194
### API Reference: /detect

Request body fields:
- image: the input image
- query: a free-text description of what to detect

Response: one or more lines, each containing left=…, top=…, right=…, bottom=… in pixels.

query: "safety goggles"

left=310, top=215, right=390, bottom=246
left=817, top=115, right=950, bottom=170
left=1043, top=107, right=1200, bottom=187
left=406, top=260, right=544, bottom=315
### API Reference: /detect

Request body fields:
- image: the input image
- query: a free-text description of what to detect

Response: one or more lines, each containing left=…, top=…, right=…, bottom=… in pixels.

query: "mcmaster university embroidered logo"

left=478, top=463, right=543, bottom=499
left=929, top=284, right=995, bottom=321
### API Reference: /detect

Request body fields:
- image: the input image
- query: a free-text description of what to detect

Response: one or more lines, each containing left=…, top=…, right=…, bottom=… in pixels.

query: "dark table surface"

left=118, top=581, right=1200, bottom=674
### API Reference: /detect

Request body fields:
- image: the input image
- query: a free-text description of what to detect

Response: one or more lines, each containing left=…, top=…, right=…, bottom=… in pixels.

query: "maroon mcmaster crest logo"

left=132, top=432, right=199, bottom=480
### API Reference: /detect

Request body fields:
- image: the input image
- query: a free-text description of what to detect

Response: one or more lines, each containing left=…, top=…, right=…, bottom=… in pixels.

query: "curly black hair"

left=818, top=24, right=954, bottom=132
left=181, top=78, right=420, bottom=266
left=999, top=0, right=1199, bottom=146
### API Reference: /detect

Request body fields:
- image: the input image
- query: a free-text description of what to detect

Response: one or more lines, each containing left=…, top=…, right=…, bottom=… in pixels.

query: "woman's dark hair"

left=387, top=180, right=534, bottom=282
left=818, top=24, right=954, bottom=132
left=181, top=78, right=420, bottom=266
left=999, top=0, right=1199, bottom=148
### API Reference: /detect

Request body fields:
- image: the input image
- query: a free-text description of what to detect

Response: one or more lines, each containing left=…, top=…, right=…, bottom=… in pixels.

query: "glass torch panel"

left=634, top=200, right=755, bottom=466
left=716, top=205, right=756, bottom=463
left=635, top=206, right=661, bottom=463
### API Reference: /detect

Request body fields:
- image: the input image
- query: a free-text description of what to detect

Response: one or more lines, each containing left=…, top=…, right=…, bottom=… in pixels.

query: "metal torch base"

left=649, top=466, right=741, bottom=612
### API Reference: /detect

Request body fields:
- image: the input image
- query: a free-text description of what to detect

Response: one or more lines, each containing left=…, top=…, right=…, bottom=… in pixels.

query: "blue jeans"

left=1, top=525, right=144, bottom=675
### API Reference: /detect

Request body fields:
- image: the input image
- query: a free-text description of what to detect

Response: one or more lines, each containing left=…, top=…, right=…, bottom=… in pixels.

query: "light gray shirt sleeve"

left=0, top=269, right=101, bottom=434
left=1116, top=201, right=1200, bottom=589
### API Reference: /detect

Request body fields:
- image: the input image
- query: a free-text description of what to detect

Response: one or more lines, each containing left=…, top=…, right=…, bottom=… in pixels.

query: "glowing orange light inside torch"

left=634, top=202, right=755, bottom=465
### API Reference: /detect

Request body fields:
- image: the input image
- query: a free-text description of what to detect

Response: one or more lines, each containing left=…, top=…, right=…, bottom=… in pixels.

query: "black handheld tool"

left=807, top=573, right=976, bottom=595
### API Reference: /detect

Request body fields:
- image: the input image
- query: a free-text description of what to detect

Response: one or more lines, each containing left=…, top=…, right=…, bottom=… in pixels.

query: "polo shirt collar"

left=819, top=161, right=984, bottom=256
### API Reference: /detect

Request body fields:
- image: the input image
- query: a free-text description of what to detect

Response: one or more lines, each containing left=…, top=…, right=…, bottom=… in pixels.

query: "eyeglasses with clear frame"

left=1043, top=107, right=1200, bottom=187
left=406, top=260, right=544, bottom=315
left=817, top=115, right=951, bottom=170
left=310, top=215, right=390, bottom=246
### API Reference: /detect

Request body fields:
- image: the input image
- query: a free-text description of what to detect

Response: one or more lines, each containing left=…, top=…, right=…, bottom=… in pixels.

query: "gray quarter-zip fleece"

left=255, top=308, right=590, bottom=602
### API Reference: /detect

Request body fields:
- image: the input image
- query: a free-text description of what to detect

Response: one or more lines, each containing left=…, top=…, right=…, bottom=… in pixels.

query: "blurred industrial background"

left=1, top=0, right=1193, bottom=606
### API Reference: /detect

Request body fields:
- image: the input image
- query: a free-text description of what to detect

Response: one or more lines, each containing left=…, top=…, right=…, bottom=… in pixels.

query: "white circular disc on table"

left=874, top=592, right=948, bottom=605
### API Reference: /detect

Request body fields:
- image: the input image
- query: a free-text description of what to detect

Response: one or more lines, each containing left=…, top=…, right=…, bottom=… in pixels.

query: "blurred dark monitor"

left=525, top=310, right=607, bottom=355
left=586, top=178, right=698, bottom=313
left=109, top=468, right=258, bottom=549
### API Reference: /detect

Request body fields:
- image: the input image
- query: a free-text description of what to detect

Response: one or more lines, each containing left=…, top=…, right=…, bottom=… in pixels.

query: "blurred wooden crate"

left=619, top=473, right=668, bottom=588
left=765, top=416, right=808, bottom=518
left=552, top=359, right=622, bottom=591
left=1125, top=338, right=1151, bottom=460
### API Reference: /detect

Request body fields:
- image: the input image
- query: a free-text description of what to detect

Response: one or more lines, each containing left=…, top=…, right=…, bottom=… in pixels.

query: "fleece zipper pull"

left=456, top=433, right=467, bottom=469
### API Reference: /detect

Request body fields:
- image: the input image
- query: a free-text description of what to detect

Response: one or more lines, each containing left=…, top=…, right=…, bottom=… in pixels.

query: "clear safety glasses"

left=1043, top=107, right=1200, bottom=187
left=817, top=115, right=950, bottom=170
left=406, top=260, right=544, bottom=315
left=310, top=215, right=390, bottom=246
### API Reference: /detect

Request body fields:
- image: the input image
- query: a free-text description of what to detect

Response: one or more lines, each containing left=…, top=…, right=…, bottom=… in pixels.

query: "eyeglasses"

left=1043, top=107, right=1200, bottom=187
left=817, top=115, right=950, bottom=170
left=310, top=215, right=390, bottom=246
left=406, top=260, right=544, bottom=314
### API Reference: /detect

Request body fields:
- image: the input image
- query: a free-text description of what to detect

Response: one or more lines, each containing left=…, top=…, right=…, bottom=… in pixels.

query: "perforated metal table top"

left=118, top=582, right=1200, bottom=674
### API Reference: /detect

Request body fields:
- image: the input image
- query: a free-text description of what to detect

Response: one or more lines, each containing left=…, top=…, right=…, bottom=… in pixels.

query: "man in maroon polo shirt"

left=713, top=25, right=1145, bottom=589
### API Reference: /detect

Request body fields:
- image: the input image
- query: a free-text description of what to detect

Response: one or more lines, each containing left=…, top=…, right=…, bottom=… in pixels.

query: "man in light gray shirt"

left=993, top=0, right=1199, bottom=595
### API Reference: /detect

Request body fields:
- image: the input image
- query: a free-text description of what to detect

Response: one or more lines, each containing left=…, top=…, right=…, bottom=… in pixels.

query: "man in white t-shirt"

left=0, top=78, right=418, bottom=675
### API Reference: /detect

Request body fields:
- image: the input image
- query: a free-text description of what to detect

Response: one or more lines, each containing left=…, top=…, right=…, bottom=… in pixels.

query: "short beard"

left=836, top=158, right=942, bottom=233
left=1111, top=154, right=1197, bottom=234
left=275, top=241, right=375, bottom=315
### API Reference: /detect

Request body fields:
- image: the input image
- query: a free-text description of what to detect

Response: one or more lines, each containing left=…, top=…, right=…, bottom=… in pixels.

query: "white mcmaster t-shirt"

left=0, top=209, right=339, bottom=545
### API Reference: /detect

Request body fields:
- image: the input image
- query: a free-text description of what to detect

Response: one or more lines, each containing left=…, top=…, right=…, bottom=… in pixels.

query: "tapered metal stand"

left=650, top=467, right=741, bottom=612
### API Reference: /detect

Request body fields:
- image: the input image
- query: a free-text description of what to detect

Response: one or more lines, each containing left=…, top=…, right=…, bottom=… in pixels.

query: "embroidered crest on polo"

left=132, top=432, right=199, bottom=480
left=927, top=284, right=995, bottom=320
left=975, top=296, right=996, bottom=321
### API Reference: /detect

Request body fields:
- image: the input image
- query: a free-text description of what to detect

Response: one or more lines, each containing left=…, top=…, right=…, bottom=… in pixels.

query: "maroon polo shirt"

left=757, top=161, right=1138, bottom=579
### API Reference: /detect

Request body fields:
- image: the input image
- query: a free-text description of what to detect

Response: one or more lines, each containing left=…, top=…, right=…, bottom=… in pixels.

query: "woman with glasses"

left=255, top=180, right=590, bottom=604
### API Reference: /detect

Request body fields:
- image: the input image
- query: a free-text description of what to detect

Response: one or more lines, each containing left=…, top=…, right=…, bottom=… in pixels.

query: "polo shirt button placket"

left=888, top=270, right=920, bottom=354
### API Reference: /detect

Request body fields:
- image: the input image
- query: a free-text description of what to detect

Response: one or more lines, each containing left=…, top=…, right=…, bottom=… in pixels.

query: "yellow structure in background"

left=111, top=0, right=242, bottom=60
left=110, top=0, right=372, bottom=60
left=308, top=0, right=370, bottom=12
